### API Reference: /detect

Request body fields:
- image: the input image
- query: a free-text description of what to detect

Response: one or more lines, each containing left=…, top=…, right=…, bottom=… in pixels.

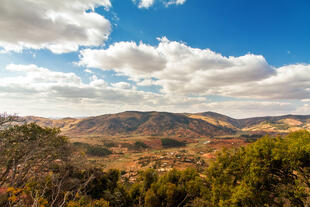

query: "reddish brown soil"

left=144, top=139, right=162, bottom=149
left=207, top=138, right=247, bottom=150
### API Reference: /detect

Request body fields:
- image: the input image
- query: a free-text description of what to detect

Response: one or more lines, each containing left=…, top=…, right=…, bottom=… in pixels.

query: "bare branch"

left=0, top=113, right=23, bottom=129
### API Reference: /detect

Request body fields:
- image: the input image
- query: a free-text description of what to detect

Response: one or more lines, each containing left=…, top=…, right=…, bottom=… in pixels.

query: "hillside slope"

left=189, top=112, right=310, bottom=133
left=25, top=112, right=310, bottom=137
left=187, top=112, right=241, bottom=129
left=25, top=111, right=234, bottom=137
left=238, top=115, right=310, bottom=132
left=64, top=111, right=233, bottom=137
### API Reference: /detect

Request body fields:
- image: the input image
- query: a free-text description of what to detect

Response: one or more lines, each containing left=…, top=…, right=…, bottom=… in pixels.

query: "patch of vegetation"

left=86, top=145, right=112, bottom=157
left=240, top=134, right=263, bottom=143
left=103, top=140, right=116, bottom=148
left=273, top=123, right=290, bottom=130
left=73, top=141, right=89, bottom=147
left=240, top=134, right=263, bottom=139
left=73, top=142, right=112, bottom=157
left=120, top=141, right=149, bottom=151
left=161, top=138, right=186, bottom=148
left=133, top=141, right=149, bottom=150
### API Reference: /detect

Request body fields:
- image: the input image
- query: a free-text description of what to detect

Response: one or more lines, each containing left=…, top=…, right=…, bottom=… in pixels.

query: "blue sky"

left=0, top=0, right=310, bottom=118
left=110, top=0, right=310, bottom=66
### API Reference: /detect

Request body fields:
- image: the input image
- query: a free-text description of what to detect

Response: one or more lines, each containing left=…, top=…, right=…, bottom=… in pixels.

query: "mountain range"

left=25, top=111, right=310, bottom=138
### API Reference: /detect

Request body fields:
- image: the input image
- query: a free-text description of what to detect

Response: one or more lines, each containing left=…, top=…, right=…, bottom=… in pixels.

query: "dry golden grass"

left=279, top=118, right=303, bottom=126
left=187, top=114, right=237, bottom=129
left=242, top=119, right=310, bottom=133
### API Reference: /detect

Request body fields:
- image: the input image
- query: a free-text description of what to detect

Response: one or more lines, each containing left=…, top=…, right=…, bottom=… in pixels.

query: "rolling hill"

left=24, top=111, right=310, bottom=138
left=25, top=111, right=234, bottom=138
left=190, top=112, right=310, bottom=133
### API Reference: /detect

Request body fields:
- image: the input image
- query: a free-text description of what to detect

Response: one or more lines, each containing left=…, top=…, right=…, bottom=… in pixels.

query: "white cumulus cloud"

left=79, top=37, right=310, bottom=100
left=79, top=37, right=280, bottom=96
left=224, top=64, right=310, bottom=99
left=0, top=64, right=210, bottom=117
left=1, top=63, right=308, bottom=117
left=0, top=0, right=112, bottom=53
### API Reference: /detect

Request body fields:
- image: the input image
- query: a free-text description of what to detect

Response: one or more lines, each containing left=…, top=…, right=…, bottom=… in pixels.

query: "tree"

left=130, top=168, right=158, bottom=207
left=0, top=123, right=70, bottom=187
left=144, top=168, right=204, bottom=207
left=204, top=132, right=310, bottom=206
left=0, top=113, right=21, bottom=129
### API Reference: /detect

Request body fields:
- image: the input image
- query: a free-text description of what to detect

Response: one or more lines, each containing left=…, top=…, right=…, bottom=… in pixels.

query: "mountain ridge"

left=24, top=111, right=310, bottom=137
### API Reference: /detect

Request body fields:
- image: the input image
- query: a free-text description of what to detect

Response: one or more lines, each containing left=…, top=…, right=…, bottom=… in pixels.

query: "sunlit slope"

left=189, top=112, right=310, bottom=133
